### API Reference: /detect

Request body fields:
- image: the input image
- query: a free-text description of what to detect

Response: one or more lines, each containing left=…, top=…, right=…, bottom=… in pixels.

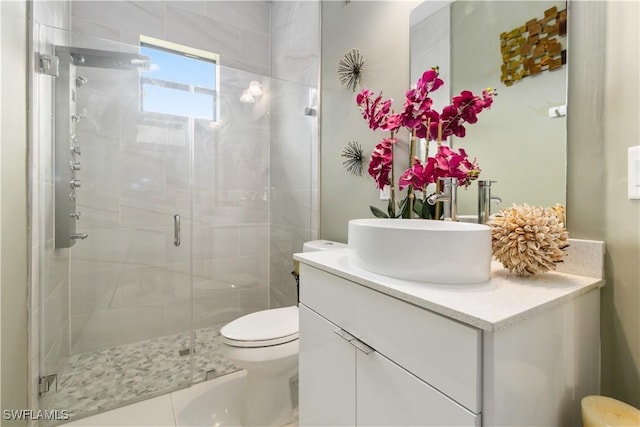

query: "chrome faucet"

left=427, top=177, right=458, bottom=221
left=478, top=180, right=502, bottom=224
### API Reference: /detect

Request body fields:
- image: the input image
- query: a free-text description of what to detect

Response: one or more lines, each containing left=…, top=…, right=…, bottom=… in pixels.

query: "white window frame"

left=139, top=35, right=220, bottom=123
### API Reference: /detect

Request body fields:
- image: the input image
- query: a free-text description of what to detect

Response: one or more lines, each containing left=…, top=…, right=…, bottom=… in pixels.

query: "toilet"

left=221, top=239, right=346, bottom=426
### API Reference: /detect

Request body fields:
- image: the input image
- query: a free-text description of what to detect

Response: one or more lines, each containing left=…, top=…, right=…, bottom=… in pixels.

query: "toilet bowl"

left=221, top=306, right=299, bottom=426
left=220, top=239, right=345, bottom=426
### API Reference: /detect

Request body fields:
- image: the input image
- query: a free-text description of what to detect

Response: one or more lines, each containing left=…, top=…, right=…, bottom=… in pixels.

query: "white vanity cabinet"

left=299, top=304, right=480, bottom=426
left=296, top=250, right=603, bottom=427
left=299, top=265, right=480, bottom=426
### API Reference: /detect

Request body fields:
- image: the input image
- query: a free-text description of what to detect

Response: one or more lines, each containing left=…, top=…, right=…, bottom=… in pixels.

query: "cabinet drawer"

left=300, top=264, right=482, bottom=413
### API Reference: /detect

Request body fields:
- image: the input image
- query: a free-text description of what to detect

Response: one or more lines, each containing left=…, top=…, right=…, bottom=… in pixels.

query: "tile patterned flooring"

left=50, top=325, right=239, bottom=421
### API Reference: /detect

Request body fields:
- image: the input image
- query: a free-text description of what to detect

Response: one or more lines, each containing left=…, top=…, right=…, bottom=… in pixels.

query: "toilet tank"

left=302, top=240, right=346, bottom=252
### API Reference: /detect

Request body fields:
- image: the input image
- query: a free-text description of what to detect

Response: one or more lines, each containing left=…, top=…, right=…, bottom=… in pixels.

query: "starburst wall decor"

left=337, top=48, right=365, bottom=92
left=341, top=140, right=365, bottom=176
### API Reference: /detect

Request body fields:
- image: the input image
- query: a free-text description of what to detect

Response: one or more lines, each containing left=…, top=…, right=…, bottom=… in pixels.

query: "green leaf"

left=398, top=196, right=410, bottom=218
left=387, top=198, right=395, bottom=218
left=413, top=199, right=424, bottom=217
left=370, top=205, right=389, bottom=218
left=422, top=199, right=435, bottom=219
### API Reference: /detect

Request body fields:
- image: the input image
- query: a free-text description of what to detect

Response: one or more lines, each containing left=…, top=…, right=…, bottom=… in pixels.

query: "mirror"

left=410, top=0, right=567, bottom=218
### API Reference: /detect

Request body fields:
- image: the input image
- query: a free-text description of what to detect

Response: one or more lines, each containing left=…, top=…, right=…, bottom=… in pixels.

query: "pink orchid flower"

left=432, top=145, right=481, bottom=187
left=440, top=88, right=495, bottom=139
left=398, top=157, right=437, bottom=191
left=356, top=90, right=400, bottom=132
left=356, top=68, right=494, bottom=201
left=368, top=138, right=396, bottom=190
left=399, top=68, right=444, bottom=137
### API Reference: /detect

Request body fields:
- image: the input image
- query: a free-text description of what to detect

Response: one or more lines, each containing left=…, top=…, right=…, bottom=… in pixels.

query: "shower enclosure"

left=31, top=4, right=319, bottom=420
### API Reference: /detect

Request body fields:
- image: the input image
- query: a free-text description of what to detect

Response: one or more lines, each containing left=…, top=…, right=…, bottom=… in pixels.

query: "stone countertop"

left=294, top=248, right=604, bottom=332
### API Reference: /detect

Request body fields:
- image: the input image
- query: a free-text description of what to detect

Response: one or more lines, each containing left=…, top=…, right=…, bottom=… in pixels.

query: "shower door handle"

left=173, top=214, right=181, bottom=247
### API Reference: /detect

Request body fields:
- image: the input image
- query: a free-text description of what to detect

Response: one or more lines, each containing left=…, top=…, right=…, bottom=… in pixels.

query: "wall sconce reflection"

left=240, top=89, right=255, bottom=103
left=248, top=80, right=262, bottom=96
left=240, top=80, right=263, bottom=103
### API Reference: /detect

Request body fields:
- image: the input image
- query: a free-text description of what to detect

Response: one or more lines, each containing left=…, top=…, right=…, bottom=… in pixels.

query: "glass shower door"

left=36, top=26, right=194, bottom=420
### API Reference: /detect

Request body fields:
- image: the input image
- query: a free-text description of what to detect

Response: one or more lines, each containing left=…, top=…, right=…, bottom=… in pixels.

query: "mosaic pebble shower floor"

left=50, top=325, right=238, bottom=419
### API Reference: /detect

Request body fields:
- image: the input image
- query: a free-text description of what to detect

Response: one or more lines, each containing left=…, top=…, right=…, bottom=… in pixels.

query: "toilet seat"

left=221, top=306, right=299, bottom=348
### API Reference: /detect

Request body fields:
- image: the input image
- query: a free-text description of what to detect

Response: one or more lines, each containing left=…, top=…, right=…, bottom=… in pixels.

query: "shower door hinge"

left=38, top=53, right=59, bottom=77
left=38, top=374, right=57, bottom=395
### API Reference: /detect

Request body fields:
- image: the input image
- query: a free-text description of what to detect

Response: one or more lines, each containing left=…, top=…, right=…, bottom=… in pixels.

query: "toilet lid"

left=221, top=306, right=299, bottom=348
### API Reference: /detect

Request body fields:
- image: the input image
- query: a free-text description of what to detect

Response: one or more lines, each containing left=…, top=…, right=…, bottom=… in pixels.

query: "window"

left=139, top=35, right=219, bottom=121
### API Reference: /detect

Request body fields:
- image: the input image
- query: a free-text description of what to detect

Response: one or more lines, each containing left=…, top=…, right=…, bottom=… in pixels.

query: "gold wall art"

left=500, top=6, right=567, bottom=87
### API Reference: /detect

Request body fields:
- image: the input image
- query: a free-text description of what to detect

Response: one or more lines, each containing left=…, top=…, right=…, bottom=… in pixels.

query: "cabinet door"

left=356, top=349, right=481, bottom=427
left=300, top=264, right=482, bottom=412
left=299, top=304, right=356, bottom=426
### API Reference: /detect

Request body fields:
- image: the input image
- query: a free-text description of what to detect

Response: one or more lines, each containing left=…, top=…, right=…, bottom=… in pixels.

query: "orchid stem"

left=408, top=131, right=416, bottom=219
left=389, top=130, right=396, bottom=218
left=434, top=179, right=442, bottom=220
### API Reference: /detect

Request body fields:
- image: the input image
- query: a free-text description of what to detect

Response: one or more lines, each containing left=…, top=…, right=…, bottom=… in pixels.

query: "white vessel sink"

left=348, top=218, right=492, bottom=284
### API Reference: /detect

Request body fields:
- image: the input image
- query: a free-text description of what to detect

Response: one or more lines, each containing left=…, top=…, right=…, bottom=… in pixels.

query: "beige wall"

left=0, top=0, right=29, bottom=421
left=0, top=0, right=3, bottom=413
left=320, top=0, right=420, bottom=241
left=568, top=0, right=640, bottom=406
left=321, top=0, right=640, bottom=407
left=599, top=0, right=639, bottom=406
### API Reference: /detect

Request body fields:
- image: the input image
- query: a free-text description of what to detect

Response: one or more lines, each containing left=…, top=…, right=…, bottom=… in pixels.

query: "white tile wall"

left=33, top=0, right=71, bottom=31
left=70, top=304, right=167, bottom=354
left=70, top=16, right=121, bottom=43
left=70, top=0, right=271, bottom=76
left=269, top=6, right=321, bottom=307
left=69, top=259, right=126, bottom=316
left=206, top=1, right=271, bottom=36
left=167, top=5, right=241, bottom=56
left=193, top=293, right=241, bottom=330
left=271, top=1, right=321, bottom=86
left=72, top=1, right=165, bottom=41
left=44, top=321, right=70, bottom=377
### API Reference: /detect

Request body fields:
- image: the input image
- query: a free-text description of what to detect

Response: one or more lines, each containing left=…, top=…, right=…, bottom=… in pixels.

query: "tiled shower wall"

left=70, top=1, right=271, bottom=76
left=269, top=1, right=320, bottom=308
left=67, top=1, right=272, bottom=354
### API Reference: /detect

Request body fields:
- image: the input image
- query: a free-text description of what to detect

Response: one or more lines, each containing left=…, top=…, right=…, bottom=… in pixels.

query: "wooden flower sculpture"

left=488, top=204, right=569, bottom=275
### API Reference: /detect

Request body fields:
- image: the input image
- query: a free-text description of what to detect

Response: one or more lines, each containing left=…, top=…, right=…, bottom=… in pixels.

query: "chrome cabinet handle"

left=334, top=329, right=375, bottom=355
left=334, top=329, right=356, bottom=342
left=70, top=233, right=88, bottom=240
left=351, top=339, right=374, bottom=355
left=173, top=214, right=181, bottom=247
